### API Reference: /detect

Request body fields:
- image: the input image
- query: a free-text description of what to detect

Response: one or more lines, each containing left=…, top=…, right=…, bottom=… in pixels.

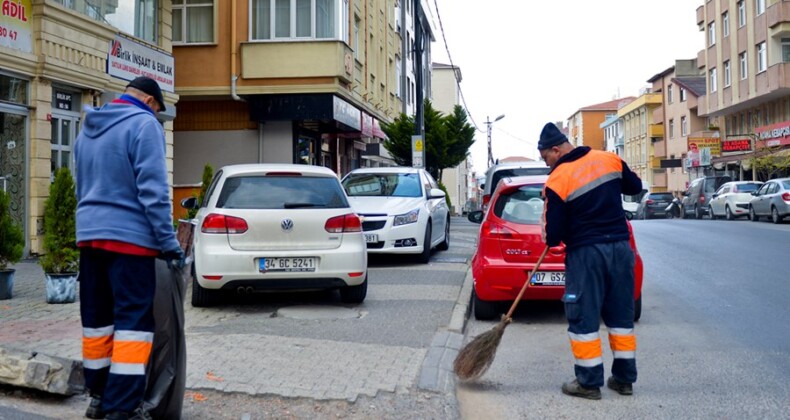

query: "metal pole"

left=413, top=0, right=424, bottom=140
left=486, top=116, right=493, bottom=168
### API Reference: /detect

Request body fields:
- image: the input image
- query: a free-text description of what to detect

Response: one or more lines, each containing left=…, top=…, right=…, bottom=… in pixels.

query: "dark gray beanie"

left=537, top=123, right=568, bottom=150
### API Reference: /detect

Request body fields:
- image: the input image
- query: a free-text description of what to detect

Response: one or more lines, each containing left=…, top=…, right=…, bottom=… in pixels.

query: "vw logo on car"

left=281, top=218, right=294, bottom=231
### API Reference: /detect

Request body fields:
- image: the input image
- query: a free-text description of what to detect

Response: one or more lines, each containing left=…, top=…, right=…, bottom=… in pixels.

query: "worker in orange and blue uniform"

left=75, top=77, right=184, bottom=419
left=538, top=122, right=643, bottom=400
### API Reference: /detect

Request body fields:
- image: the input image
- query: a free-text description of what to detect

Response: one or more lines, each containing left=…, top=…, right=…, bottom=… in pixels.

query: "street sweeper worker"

left=75, top=76, right=184, bottom=419
left=538, top=122, right=643, bottom=400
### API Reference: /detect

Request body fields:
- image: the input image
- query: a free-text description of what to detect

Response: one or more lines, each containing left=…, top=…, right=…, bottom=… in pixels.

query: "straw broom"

left=453, top=246, right=550, bottom=381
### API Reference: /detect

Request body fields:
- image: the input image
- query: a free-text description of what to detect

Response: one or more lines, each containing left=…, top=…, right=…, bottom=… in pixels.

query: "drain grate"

left=432, top=256, right=468, bottom=264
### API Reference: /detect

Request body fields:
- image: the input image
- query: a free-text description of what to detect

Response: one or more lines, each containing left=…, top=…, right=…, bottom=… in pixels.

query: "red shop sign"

left=721, top=139, right=752, bottom=152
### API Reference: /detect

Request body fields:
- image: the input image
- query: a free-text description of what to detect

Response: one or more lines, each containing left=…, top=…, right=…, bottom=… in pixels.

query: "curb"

left=447, top=265, right=473, bottom=334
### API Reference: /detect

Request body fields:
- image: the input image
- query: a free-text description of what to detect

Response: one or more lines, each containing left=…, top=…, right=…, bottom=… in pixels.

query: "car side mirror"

left=428, top=188, right=446, bottom=199
left=468, top=210, right=484, bottom=224
left=682, top=191, right=689, bottom=196
left=751, top=191, right=758, bottom=196
left=180, top=196, right=199, bottom=210
left=712, top=193, right=719, bottom=199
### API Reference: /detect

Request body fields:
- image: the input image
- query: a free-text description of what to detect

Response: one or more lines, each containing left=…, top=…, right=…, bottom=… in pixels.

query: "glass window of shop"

left=50, top=89, right=82, bottom=180
left=52, top=0, right=158, bottom=44
left=0, top=74, right=29, bottom=226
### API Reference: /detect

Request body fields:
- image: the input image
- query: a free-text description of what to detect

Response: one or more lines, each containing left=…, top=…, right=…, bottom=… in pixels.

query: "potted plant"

left=0, top=188, right=24, bottom=300
left=39, top=167, right=79, bottom=304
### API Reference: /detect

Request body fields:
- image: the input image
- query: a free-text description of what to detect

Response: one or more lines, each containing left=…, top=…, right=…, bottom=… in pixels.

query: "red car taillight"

left=325, top=213, right=362, bottom=233
left=645, top=199, right=654, bottom=205
left=481, top=220, right=518, bottom=239
left=482, top=194, right=491, bottom=210
left=699, top=196, right=706, bottom=204
left=201, top=214, right=248, bottom=234
left=783, top=192, right=790, bottom=202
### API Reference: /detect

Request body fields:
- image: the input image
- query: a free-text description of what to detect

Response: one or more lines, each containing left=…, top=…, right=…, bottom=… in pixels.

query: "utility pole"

left=413, top=0, right=424, bottom=141
left=485, top=114, right=505, bottom=168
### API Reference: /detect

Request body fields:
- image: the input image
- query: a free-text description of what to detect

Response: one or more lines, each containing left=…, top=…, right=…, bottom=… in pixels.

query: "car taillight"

left=325, top=213, right=362, bottom=233
left=646, top=199, right=654, bottom=205
left=482, top=194, right=491, bottom=209
left=201, top=214, right=248, bottom=234
left=699, top=196, right=706, bottom=204
left=481, top=220, right=518, bottom=239
left=783, top=192, right=790, bottom=202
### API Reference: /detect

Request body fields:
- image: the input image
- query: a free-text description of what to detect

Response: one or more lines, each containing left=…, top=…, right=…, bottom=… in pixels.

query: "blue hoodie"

left=74, top=99, right=180, bottom=252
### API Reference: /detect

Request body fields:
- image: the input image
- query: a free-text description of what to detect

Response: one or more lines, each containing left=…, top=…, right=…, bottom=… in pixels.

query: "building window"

left=710, top=68, right=717, bottom=92
left=757, top=42, right=767, bottom=73
left=737, top=1, right=746, bottom=27
left=173, top=0, right=214, bottom=44
left=722, top=11, right=729, bottom=37
left=667, top=85, right=673, bottom=104
left=53, top=0, right=158, bottom=43
left=395, top=56, right=401, bottom=98
left=783, top=38, right=790, bottom=62
left=681, top=116, right=688, bottom=136
left=739, top=52, right=748, bottom=79
left=680, top=87, right=687, bottom=102
left=756, top=0, right=765, bottom=16
left=341, top=0, right=349, bottom=43
left=708, top=22, right=716, bottom=46
left=251, top=0, right=340, bottom=40
left=724, top=60, right=731, bottom=87
left=669, top=119, right=674, bottom=139
left=353, top=16, right=360, bottom=59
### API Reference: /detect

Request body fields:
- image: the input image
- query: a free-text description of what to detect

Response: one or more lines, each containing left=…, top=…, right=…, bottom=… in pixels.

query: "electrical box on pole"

left=412, top=135, right=425, bottom=168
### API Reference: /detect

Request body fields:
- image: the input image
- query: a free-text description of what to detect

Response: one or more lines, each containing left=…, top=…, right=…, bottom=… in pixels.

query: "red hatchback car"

left=468, top=175, right=644, bottom=321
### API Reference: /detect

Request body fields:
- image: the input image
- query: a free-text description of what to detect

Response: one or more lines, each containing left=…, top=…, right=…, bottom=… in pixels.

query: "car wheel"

left=418, top=224, right=432, bottom=264
left=634, top=296, right=642, bottom=322
left=709, top=206, right=717, bottom=220
left=694, top=205, right=702, bottom=219
left=191, top=275, right=220, bottom=307
left=437, top=217, right=450, bottom=251
left=681, top=205, right=689, bottom=219
left=771, top=207, right=783, bottom=224
left=750, top=206, right=759, bottom=222
left=725, top=205, right=734, bottom=221
left=340, top=275, right=368, bottom=303
left=473, top=289, right=501, bottom=321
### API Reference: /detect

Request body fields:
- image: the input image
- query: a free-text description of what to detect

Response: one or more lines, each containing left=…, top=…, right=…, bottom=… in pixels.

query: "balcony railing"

left=653, top=139, right=667, bottom=158
left=653, top=170, right=668, bottom=188
left=241, top=41, right=354, bottom=84
left=649, top=124, right=664, bottom=138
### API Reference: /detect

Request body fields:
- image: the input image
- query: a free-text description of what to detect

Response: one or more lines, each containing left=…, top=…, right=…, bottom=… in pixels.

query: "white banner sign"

left=0, top=0, right=32, bottom=53
left=107, top=35, right=175, bottom=93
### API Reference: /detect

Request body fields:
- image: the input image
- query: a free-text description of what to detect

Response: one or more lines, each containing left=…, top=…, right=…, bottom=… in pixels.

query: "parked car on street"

left=709, top=181, right=763, bottom=220
left=681, top=175, right=732, bottom=219
left=481, top=161, right=550, bottom=211
left=467, top=175, right=644, bottom=321
left=748, top=177, right=790, bottom=224
left=182, top=164, right=368, bottom=307
left=635, top=192, right=675, bottom=219
left=341, top=167, right=450, bottom=263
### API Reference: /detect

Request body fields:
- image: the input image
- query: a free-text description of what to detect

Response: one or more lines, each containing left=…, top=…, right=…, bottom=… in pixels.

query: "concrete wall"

left=261, top=122, right=293, bottom=163
left=173, top=130, right=259, bottom=184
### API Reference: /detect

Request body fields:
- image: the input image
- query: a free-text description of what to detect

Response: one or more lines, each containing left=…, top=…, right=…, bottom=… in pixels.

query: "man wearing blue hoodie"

left=75, top=76, right=183, bottom=420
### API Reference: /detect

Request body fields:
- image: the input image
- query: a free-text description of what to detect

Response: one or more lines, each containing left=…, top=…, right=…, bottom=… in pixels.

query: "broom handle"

left=504, top=245, right=550, bottom=319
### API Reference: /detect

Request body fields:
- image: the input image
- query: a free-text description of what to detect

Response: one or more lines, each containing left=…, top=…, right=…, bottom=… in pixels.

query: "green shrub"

left=40, top=168, right=79, bottom=273
left=187, top=163, right=213, bottom=220
left=0, top=189, right=24, bottom=271
left=437, top=181, right=452, bottom=212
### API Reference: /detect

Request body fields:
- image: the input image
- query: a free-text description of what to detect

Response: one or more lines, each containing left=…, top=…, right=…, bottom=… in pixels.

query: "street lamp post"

left=486, top=114, right=505, bottom=168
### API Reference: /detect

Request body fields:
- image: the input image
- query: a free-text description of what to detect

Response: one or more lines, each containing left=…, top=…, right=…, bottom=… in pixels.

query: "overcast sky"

left=427, top=0, right=704, bottom=173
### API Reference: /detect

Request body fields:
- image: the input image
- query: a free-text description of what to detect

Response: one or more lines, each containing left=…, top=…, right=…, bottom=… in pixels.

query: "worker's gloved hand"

left=161, top=247, right=186, bottom=270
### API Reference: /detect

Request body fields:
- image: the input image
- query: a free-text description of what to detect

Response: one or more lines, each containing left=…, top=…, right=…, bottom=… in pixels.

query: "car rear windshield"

left=215, top=176, right=349, bottom=209
left=342, top=173, right=422, bottom=197
left=493, top=184, right=544, bottom=225
left=490, top=167, right=549, bottom=193
left=649, top=193, right=674, bottom=201
left=733, top=183, right=760, bottom=193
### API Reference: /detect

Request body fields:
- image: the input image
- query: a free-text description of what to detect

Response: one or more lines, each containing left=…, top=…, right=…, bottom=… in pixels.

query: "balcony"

left=652, top=106, right=664, bottom=125
left=653, top=170, right=668, bottom=188
left=696, top=5, right=704, bottom=27
left=615, top=134, right=624, bottom=147
left=650, top=157, right=663, bottom=169
left=767, top=62, right=790, bottom=92
left=649, top=124, right=664, bottom=138
left=653, top=139, right=667, bottom=158
left=767, top=1, right=790, bottom=28
left=241, top=41, right=354, bottom=84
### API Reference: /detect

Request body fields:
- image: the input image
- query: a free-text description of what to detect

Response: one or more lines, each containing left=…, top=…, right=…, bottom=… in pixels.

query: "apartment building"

left=648, top=60, right=709, bottom=194
left=600, top=98, right=636, bottom=156
left=617, top=93, right=663, bottom=190
left=1, top=0, right=178, bottom=254
left=697, top=0, right=790, bottom=180
left=567, top=98, right=636, bottom=150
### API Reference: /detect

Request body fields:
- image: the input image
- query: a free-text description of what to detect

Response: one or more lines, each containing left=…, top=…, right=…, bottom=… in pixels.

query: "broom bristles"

left=453, top=317, right=511, bottom=381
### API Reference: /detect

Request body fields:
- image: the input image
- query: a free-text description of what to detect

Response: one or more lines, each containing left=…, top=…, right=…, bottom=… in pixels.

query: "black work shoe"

left=607, top=376, right=634, bottom=395
left=105, top=408, right=151, bottom=420
left=561, top=379, right=602, bottom=400
left=85, top=395, right=105, bottom=419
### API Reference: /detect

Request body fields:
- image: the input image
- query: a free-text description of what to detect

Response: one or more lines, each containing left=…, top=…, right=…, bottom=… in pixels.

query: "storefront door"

left=0, top=108, right=27, bottom=226
left=50, top=113, right=80, bottom=180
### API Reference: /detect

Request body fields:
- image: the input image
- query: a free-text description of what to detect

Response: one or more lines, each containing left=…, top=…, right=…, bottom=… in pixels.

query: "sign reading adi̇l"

left=0, top=0, right=32, bottom=53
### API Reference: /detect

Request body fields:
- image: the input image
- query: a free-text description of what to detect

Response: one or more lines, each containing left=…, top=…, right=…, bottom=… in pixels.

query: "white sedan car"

left=341, top=167, right=450, bottom=263
left=709, top=181, right=763, bottom=220
left=183, top=164, right=368, bottom=307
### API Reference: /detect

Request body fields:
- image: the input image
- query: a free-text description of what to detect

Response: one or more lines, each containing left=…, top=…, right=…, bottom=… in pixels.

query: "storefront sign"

left=54, top=91, right=72, bottom=111
left=361, top=112, right=373, bottom=137
left=755, top=121, right=790, bottom=148
left=721, top=138, right=752, bottom=152
left=687, top=137, right=721, bottom=157
left=332, top=96, right=361, bottom=131
left=0, top=0, right=32, bottom=53
left=107, top=34, right=175, bottom=93
left=372, top=119, right=386, bottom=139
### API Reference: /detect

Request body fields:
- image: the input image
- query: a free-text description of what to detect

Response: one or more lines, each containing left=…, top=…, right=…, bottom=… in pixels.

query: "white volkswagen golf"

left=183, top=164, right=368, bottom=307
left=341, top=167, right=450, bottom=263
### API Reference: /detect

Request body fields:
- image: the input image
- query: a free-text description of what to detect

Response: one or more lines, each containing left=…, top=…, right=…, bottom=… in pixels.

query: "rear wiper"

left=284, top=202, right=326, bottom=209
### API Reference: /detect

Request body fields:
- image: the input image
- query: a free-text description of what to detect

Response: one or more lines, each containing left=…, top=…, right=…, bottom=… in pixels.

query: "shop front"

left=0, top=73, right=29, bottom=230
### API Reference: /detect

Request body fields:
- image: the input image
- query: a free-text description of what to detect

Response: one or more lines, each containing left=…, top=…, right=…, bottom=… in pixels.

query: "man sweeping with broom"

left=537, top=122, right=643, bottom=399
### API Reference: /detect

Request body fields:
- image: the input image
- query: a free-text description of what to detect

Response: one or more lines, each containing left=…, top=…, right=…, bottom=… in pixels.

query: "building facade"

left=567, top=98, right=635, bottom=150
left=697, top=0, right=790, bottom=180
left=617, top=93, right=663, bottom=190
left=1, top=0, right=178, bottom=254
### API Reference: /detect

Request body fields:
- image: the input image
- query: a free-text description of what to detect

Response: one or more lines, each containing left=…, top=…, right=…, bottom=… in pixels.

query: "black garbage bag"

left=141, top=260, right=188, bottom=419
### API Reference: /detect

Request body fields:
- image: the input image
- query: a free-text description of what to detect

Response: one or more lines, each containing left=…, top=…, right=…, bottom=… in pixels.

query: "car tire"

left=725, top=205, right=734, bottom=221
left=771, top=207, right=783, bottom=224
left=694, top=205, right=702, bottom=219
left=418, top=224, right=432, bottom=264
left=634, top=296, right=642, bottom=322
left=709, top=206, right=717, bottom=220
left=340, top=275, right=368, bottom=303
left=750, top=206, right=759, bottom=222
left=473, top=289, right=500, bottom=321
left=437, top=217, right=450, bottom=251
left=191, top=275, right=220, bottom=307
left=681, top=205, right=689, bottom=219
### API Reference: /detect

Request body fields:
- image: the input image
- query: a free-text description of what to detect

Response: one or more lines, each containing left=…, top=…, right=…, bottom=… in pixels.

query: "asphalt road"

left=457, top=217, right=790, bottom=419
